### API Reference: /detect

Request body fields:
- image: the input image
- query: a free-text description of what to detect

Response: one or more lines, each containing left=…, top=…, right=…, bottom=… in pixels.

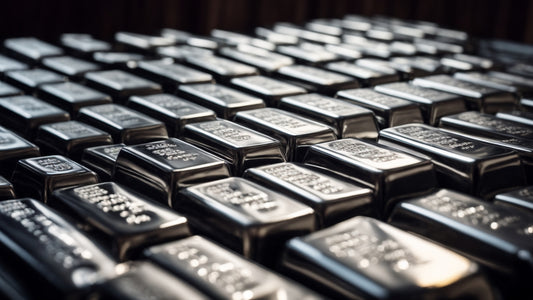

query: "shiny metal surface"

left=37, top=82, right=112, bottom=116
left=325, top=61, right=399, bottom=87
left=135, top=60, right=213, bottom=92
left=3, top=37, right=64, bottom=62
left=177, top=177, right=315, bottom=263
left=81, top=143, right=125, bottom=181
left=84, top=70, right=162, bottom=103
left=184, top=54, right=258, bottom=82
left=0, top=175, right=15, bottom=200
left=219, top=46, right=293, bottom=73
left=276, top=64, right=359, bottom=95
left=230, top=75, right=306, bottom=106
left=0, top=126, right=40, bottom=177
left=494, top=185, right=533, bottom=213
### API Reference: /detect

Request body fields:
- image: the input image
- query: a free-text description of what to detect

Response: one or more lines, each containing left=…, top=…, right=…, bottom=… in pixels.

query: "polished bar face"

left=114, top=138, right=230, bottom=207
left=5, top=68, right=66, bottom=92
left=0, top=126, right=40, bottom=177
left=127, top=94, right=216, bottom=137
left=488, top=71, right=533, bottom=93
left=412, top=74, right=517, bottom=112
left=230, top=75, right=306, bottom=106
left=325, top=61, right=399, bottom=87
left=439, top=111, right=533, bottom=140
left=178, top=83, right=265, bottom=119
left=234, top=108, right=336, bottom=161
left=3, top=37, right=64, bottom=62
left=92, top=51, right=145, bottom=69
left=184, top=54, right=258, bottom=82
left=219, top=46, right=293, bottom=73
left=135, top=60, right=213, bottom=92
left=453, top=72, right=519, bottom=93
left=52, top=182, right=190, bottom=260
left=255, top=27, right=299, bottom=45
left=35, top=120, right=112, bottom=160
left=244, top=163, right=374, bottom=227
left=0, top=95, right=70, bottom=139
left=494, top=186, right=533, bottom=213
left=81, top=143, right=125, bottom=181
left=0, top=198, right=116, bottom=298
left=77, top=104, right=168, bottom=144
left=279, top=93, right=379, bottom=139
left=11, top=155, right=99, bottom=203
left=390, top=56, right=444, bottom=75
left=156, top=45, right=213, bottom=61
left=42, top=56, right=100, bottom=80
left=145, top=236, right=321, bottom=299
left=355, top=58, right=405, bottom=79
left=282, top=216, right=491, bottom=300
left=379, top=124, right=525, bottom=198
left=389, top=189, right=533, bottom=286
left=183, top=119, right=285, bottom=175
left=60, top=34, right=111, bottom=54
left=84, top=70, right=162, bottom=102
left=98, top=262, right=208, bottom=300
left=273, top=23, right=341, bottom=45
left=0, top=81, right=22, bottom=97
left=303, top=138, right=435, bottom=215
left=276, top=43, right=339, bottom=65
left=38, top=82, right=112, bottom=116
left=496, top=110, right=533, bottom=127
left=0, top=54, right=27, bottom=74
left=374, top=82, right=466, bottom=125
left=177, top=178, right=315, bottom=263
left=0, top=176, right=15, bottom=200
left=336, top=88, right=423, bottom=128
left=277, top=64, right=358, bottom=95
left=115, top=32, right=175, bottom=51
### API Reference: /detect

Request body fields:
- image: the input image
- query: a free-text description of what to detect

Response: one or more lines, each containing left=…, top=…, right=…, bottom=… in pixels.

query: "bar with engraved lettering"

left=84, top=70, right=162, bottom=103
left=183, top=119, right=285, bottom=175
left=52, top=182, right=190, bottom=260
left=77, top=104, right=168, bottom=144
left=281, top=216, right=493, bottom=300
left=235, top=108, right=336, bottom=161
left=324, top=61, right=400, bottom=87
left=97, top=262, right=208, bottom=300
left=184, top=54, right=258, bottom=83
left=336, top=88, right=423, bottom=128
left=389, top=189, right=533, bottom=298
left=37, top=82, right=113, bottom=117
left=494, top=186, right=533, bottom=213
left=0, top=126, right=40, bottom=178
left=4, top=68, right=66, bottom=93
left=11, top=155, right=99, bottom=203
left=127, top=94, right=216, bottom=137
left=0, top=198, right=116, bottom=299
left=279, top=93, right=379, bottom=139
left=134, top=60, right=213, bottom=93
left=0, top=95, right=70, bottom=139
left=35, top=120, right=112, bottom=161
left=276, top=65, right=358, bottom=95
left=177, top=178, right=315, bottom=264
left=412, top=74, right=517, bottom=112
left=374, top=82, right=466, bottom=125
left=303, top=138, right=435, bottom=216
left=379, top=124, right=525, bottom=198
left=114, top=138, right=230, bottom=206
left=230, top=75, right=307, bottom=107
left=81, top=143, right=125, bottom=181
left=244, top=163, right=374, bottom=227
left=145, top=235, right=322, bottom=299
left=178, top=83, right=265, bottom=119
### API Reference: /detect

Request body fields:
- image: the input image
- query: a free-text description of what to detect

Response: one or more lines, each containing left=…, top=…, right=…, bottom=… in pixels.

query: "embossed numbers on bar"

left=114, top=138, right=230, bottom=207
left=84, top=70, right=162, bottom=103
left=412, top=75, right=517, bottom=113
left=11, top=155, right=99, bottom=203
left=0, top=95, right=70, bottom=139
left=230, top=75, right=306, bottom=106
left=282, top=216, right=492, bottom=300
left=280, top=93, right=379, bottom=139
left=244, top=163, right=374, bottom=227
left=0, top=199, right=115, bottom=299
left=336, top=88, right=423, bottom=128
left=35, top=120, right=112, bottom=161
left=235, top=108, right=336, bottom=161
left=379, top=124, right=525, bottom=198
left=178, top=83, right=265, bottom=119
left=276, top=65, right=358, bottom=95
left=183, top=119, right=285, bottom=175
left=37, top=82, right=112, bottom=116
left=303, top=138, right=436, bottom=215
left=82, top=143, right=125, bottom=181
left=98, top=262, right=208, bottom=300
left=494, top=186, right=533, bottom=213
left=374, top=82, right=466, bottom=125
left=127, top=94, right=216, bottom=137
left=0, top=126, right=40, bottom=177
left=77, top=104, right=168, bottom=144
left=389, top=189, right=533, bottom=296
left=145, top=236, right=322, bottom=299
left=52, top=182, right=190, bottom=260
left=177, top=178, right=315, bottom=264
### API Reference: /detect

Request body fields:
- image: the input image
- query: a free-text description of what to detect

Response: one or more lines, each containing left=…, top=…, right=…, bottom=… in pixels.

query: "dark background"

left=1, top=0, right=532, bottom=44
